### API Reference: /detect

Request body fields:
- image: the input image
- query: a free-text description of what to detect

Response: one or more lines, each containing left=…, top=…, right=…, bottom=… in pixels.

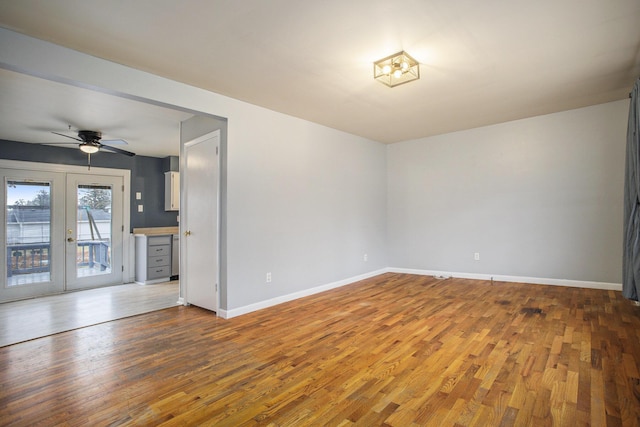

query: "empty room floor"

left=1, top=273, right=640, bottom=425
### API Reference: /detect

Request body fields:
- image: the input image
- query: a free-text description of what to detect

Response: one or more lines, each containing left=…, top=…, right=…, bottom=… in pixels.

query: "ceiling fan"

left=48, top=129, right=135, bottom=169
left=51, top=129, right=135, bottom=156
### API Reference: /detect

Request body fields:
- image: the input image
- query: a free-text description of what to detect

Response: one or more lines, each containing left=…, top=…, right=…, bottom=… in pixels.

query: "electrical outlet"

left=363, top=254, right=368, bottom=262
left=474, top=252, right=480, bottom=261
left=138, top=205, right=144, bottom=212
left=135, top=192, right=142, bottom=200
left=266, top=272, right=272, bottom=283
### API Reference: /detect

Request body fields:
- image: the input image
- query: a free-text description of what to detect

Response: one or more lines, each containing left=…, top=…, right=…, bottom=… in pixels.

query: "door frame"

left=180, top=129, right=220, bottom=313
left=0, top=159, right=131, bottom=287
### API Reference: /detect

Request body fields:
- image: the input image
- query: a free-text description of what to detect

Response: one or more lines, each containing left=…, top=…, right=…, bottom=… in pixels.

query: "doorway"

left=0, top=161, right=128, bottom=302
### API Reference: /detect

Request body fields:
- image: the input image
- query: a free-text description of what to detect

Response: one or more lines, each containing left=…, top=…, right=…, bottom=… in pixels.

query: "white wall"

left=227, top=104, right=387, bottom=309
left=388, top=100, right=628, bottom=284
left=0, top=28, right=388, bottom=314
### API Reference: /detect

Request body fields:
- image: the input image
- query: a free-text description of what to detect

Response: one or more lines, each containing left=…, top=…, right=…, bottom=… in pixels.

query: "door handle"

left=67, top=237, right=75, bottom=242
left=184, top=230, right=192, bottom=236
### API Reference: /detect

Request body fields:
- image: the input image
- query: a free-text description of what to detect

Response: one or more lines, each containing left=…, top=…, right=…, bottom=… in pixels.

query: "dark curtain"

left=623, top=77, right=640, bottom=300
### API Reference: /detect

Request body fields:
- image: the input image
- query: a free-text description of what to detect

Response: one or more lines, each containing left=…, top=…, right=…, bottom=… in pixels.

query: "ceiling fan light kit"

left=373, top=51, right=420, bottom=87
left=79, top=143, right=100, bottom=154
left=50, top=129, right=135, bottom=157
left=47, top=128, right=136, bottom=169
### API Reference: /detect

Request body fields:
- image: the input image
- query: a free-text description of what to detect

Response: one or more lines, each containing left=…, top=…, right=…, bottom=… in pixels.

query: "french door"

left=1, top=166, right=125, bottom=302
left=65, top=174, right=123, bottom=291
left=1, top=169, right=65, bottom=301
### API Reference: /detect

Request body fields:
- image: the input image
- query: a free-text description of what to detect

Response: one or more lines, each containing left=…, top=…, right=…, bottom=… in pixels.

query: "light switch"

left=136, top=192, right=142, bottom=200
left=138, top=205, right=144, bottom=212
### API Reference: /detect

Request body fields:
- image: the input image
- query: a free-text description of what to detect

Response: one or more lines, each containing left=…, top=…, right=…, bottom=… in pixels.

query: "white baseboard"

left=216, top=267, right=621, bottom=320
left=219, top=269, right=387, bottom=319
left=387, top=267, right=622, bottom=291
left=134, top=277, right=171, bottom=285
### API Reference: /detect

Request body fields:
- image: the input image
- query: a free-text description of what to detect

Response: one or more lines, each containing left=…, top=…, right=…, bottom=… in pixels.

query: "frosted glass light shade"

left=80, top=143, right=100, bottom=154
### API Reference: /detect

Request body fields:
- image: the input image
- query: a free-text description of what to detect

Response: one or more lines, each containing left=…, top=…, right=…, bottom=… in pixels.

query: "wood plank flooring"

left=0, top=281, right=179, bottom=347
left=1, top=273, right=639, bottom=426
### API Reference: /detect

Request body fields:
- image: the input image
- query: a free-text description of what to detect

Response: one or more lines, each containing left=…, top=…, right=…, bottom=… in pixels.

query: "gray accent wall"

left=0, top=139, right=178, bottom=231
left=387, top=100, right=628, bottom=283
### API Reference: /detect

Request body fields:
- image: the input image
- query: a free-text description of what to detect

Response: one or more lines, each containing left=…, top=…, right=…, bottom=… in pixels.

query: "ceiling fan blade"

left=51, top=131, right=82, bottom=142
left=101, top=138, right=128, bottom=145
left=99, top=144, right=135, bottom=157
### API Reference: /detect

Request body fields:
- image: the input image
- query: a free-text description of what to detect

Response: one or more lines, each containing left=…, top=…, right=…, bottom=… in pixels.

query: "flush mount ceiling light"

left=373, top=51, right=420, bottom=87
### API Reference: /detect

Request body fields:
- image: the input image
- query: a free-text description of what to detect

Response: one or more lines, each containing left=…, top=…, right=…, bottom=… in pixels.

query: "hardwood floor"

left=1, top=273, right=639, bottom=426
left=0, top=281, right=179, bottom=347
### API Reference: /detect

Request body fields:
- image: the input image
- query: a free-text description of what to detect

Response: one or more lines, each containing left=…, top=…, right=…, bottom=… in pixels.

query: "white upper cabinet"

left=164, top=171, right=179, bottom=211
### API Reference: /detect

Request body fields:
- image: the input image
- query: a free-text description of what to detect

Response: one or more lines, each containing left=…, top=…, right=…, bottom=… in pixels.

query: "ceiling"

left=0, top=0, right=639, bottom=155
left=0, top=68, right=192, bottom=157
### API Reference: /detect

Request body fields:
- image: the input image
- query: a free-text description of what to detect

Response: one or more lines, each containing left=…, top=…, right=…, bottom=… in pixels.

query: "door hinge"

left=215, top=283, right=218, bottom=291
left=122, top=266, right=124, bottom=272
left=122, top=185, right=125, bottom=192
left=216, top=146, right=219, bottom=155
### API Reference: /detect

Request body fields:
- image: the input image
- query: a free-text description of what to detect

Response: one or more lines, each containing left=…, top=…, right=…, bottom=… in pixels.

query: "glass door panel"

left=7, top=180, right=52, bottom=285
left=0, top=169, right=65, bottom=302
left=75, top=184, right=113, bottom=278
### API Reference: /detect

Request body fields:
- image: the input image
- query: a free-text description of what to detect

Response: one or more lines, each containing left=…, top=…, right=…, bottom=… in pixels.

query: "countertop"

left=132, top=226, right=179, bottom=236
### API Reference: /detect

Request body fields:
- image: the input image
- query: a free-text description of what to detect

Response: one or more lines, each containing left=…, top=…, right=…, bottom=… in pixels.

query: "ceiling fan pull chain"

left=87, top=153, right=91, bottom=171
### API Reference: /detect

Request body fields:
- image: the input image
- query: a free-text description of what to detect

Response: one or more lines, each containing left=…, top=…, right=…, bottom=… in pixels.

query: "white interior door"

left=183, top=130, right=219, bottom=312
left=65, top=173, right=124, bottom=291
left=0, top=169, right=65, bottom=302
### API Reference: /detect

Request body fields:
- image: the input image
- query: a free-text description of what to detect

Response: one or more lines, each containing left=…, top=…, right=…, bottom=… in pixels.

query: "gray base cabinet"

left=135, top=235, right=172, bottom=284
